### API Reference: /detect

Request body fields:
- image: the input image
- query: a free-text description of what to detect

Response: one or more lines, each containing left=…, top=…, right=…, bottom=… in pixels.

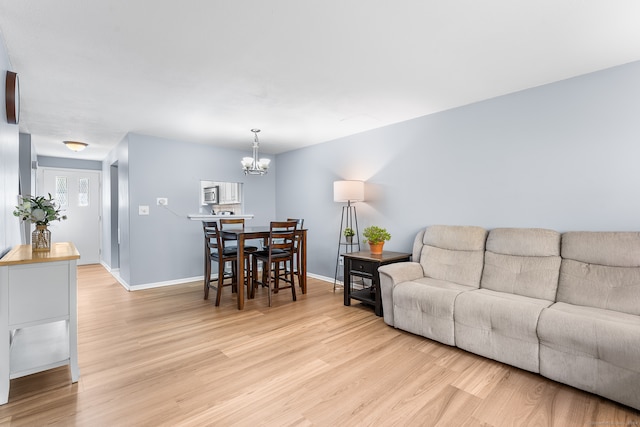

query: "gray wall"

left=102, top=135, right=130, bottom=277
left=102, top=133, right=276, bottom=287
left=38, top=155, right=102, bottom=171
left=0, top=39, right=20, bottom=257
left=276, top=60, right=640, bottom=279
left=18, top=133, right=36, bottom=243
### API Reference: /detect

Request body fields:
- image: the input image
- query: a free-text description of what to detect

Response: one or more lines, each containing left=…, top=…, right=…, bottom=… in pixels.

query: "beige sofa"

left=379, top=225, right=640, bottom=410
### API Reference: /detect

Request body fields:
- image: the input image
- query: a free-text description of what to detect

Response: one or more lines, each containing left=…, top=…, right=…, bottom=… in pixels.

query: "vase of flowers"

left=14, top=194, right=67, bottom=252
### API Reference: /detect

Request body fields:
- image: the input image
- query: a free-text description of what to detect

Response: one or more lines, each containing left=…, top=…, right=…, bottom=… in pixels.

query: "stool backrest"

left=268, top=221, right=297, bottom=254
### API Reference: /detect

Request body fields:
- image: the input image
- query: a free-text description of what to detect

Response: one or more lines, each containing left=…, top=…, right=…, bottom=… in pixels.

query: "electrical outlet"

left=139, top=205, right=149, bottom=215
left=157, top=197, right=168, bottom=206
left=338, top=257, right=344, bottom=265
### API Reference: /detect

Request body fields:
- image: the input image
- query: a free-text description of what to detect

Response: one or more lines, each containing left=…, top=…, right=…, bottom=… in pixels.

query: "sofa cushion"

left=419, top=225, right=487, bottom=287
left=393, top=277, right=476, bottom=346
left=454, top=289, right=553, bottom=373
left=481, top=228, right=561, bottom=301
left=562, top=231, right=640, bottom=267
left=538, top=302, right=640, bottom=409
left=486, top=227, right=561, bottom=257
left=481, top=252, right=561, bottom=301
left=558, top=232, right=640, bottom=316
left=423, top=225, right=487, bottom=252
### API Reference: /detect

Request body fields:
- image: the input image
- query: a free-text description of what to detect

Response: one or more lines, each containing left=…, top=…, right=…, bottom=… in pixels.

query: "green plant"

left=13, top=193, right=67, bottom=225
left=362, top=225, right=391, bottom=244
left=343, top=227, right=355, bottom=237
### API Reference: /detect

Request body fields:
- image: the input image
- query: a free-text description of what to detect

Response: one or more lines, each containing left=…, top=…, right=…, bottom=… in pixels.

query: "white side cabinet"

left=0, top=242, right=80, bottom=404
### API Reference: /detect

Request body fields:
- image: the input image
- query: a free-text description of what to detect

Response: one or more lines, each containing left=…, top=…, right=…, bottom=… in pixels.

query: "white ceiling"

left=1, top=1, right=640, bottom=161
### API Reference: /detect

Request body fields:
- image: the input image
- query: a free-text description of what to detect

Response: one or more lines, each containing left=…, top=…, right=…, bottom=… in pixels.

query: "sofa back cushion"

left=481, top=228, right=561, bottom=301
left=419, top=225, right=487, bottom=288
left=558, top=232, right=640, bottom=316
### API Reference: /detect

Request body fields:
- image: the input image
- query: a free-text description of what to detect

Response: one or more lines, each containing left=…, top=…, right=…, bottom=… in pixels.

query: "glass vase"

left=32, top=225, right=52, bottom=252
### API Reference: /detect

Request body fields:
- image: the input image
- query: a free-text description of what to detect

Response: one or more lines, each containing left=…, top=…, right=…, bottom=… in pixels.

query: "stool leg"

left=290, top=259, right=297, bottom=301
left=215, top=260, right=224, bottom=306
left=204, top=259, right=210, bottom=300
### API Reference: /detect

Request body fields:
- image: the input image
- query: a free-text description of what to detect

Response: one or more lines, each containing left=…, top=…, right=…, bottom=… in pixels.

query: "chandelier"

left=241, top=129, right=271, bottom=175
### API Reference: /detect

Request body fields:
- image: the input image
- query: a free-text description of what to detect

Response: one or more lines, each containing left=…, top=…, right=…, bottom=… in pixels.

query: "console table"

left=0, top=242, right=80, bottom=404
left=342, top=251, right=411, bottom=316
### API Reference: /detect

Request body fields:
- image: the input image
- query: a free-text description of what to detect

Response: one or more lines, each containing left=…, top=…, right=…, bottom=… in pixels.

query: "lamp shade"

left=333, top=180, right=365, bottom=202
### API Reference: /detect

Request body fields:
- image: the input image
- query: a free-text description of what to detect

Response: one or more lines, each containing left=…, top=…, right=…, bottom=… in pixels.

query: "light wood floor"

left=0, top=265, right=638, bottom=426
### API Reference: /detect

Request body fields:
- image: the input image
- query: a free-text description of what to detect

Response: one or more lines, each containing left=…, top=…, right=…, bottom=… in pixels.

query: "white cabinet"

left=0, top=242, right=80, bottom=405
left=218, top=182, right=241, bottom=205
left=200, top=181, right=242, bottom=206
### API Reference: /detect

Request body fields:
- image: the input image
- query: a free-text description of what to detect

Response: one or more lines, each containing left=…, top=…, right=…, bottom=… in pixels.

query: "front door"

left=39, top=168, right=101, bottom=265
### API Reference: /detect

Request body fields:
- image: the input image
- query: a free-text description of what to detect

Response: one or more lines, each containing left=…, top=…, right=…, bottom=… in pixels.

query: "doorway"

left=38, top=167, right=101, bottom=265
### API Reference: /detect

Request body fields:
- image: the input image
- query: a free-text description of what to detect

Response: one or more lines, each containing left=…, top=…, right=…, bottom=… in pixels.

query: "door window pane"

left=79, top=177, right=89, bottom=206
left=56, top=176, right=68, bottom=208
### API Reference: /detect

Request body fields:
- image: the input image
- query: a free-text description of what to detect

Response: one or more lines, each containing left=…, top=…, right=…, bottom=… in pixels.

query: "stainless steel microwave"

left=203, top=186, right=218, bottom=204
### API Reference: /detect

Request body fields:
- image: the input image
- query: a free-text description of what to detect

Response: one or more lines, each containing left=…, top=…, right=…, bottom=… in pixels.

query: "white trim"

left=99, top=260, right=116, bottom=273
left=102, top=262, right=202, bottom=292
left=101, top=267, right=335, bottom=292
left=307, top=272, right=335, bottom=284
left=107, top=269, right=130, bottom=291
left=128, top=276, right=203, bottom=292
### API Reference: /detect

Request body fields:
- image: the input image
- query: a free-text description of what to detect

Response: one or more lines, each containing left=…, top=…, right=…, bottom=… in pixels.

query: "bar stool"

left=219, top=218, right=258, bottom=294
left=202, top=221, right=238, bottom=306
left=250, top=221, right=297, bottom=307
left=286, top=218, right=304, bottom=289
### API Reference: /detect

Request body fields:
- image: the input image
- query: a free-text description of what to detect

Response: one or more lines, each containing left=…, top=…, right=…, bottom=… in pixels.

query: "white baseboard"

left=128, top=276, right=203, bottom=291
left=100, top=260, right=205, bottom=291
left=99, top=260, right=115, bottom=273
left=307, top=272, right=340, bottom=285
left=98, top=263, right=337, bottom=292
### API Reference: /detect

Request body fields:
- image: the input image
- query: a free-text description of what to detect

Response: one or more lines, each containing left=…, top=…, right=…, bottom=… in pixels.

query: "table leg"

left=0, top=330, right=8, bottom=405
left=343, top=258, right=351, bottom=306
left=373, top=275, right=382, bottom=317
left=1, top=268, right=9, bottom=404
left=69, top=262, right=80, bottom=382
left=301, top=230, right=307, bottom=294
left=237, top=235, right=245, bottom=310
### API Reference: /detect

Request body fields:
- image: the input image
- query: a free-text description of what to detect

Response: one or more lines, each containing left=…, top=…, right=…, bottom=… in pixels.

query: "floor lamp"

left=333, top=180, right=365, bottom=291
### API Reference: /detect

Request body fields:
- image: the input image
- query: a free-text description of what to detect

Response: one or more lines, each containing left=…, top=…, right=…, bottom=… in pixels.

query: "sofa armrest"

left=379, top=262, right=424, bottom=326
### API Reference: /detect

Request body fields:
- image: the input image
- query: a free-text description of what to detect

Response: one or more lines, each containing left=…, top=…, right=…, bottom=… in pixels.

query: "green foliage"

left=14, top=193, right=67, bottom=225
left=362, top=225, right=391, bottom=243
left=343, top=227, right=355, bottom=237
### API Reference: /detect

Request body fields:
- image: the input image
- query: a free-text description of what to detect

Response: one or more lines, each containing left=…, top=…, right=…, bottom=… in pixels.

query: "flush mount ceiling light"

left=241, top=129, right=270, bottom=175
left=63, top=141, right=88, bottom=152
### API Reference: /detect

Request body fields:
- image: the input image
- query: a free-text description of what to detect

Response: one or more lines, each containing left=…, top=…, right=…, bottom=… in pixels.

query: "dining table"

left=221, top=226, right=308, bottom=309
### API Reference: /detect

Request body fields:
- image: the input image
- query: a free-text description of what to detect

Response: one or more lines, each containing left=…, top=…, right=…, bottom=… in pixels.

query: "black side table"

left=342, top=251, right=411, bottom=316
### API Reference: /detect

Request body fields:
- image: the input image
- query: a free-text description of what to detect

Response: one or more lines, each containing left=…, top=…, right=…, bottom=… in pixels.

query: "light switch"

left=139, top=205, right=149, bottom=215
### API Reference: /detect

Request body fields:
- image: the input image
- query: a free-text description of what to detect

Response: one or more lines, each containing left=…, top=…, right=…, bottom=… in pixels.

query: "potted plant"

left=363, top=225, right=391, bottom=255
left=14, top=193, right=67, bottom=252
left=343, top=227, right=355, bottom=243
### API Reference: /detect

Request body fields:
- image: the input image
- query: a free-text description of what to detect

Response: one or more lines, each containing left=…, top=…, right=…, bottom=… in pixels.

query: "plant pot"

left=345, top=235, right=353, bottom=244
left=369, top=241, right=384, bottom=255
left=32, top=224, right=51, bottom=252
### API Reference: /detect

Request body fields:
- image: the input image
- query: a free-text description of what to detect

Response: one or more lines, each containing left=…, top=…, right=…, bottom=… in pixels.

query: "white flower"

left=31, top=208, right=46, bottom=222
left=13, top=194, right=67, bottom=225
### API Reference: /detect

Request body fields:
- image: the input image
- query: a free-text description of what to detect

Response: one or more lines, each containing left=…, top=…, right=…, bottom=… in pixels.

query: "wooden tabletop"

left=0, top=242, right=80, bottom=266
left=341, top=250, right=411, bottom=263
